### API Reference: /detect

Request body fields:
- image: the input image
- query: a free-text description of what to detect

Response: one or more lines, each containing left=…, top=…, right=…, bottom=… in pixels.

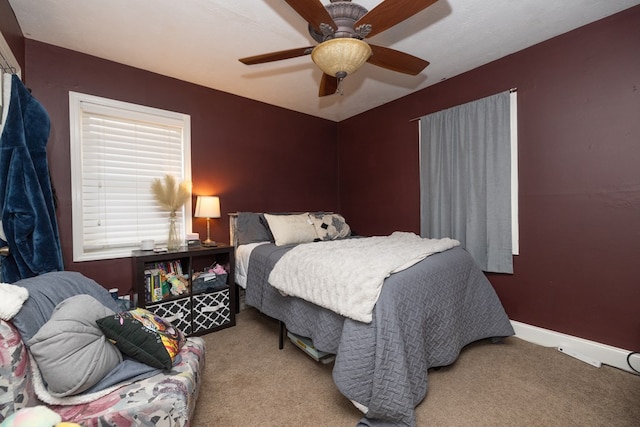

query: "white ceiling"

left=8, top=0, right=640, bottom=122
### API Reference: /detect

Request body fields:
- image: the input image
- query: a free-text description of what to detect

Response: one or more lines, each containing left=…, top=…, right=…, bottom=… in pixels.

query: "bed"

left=231, top=212, right=514, bottom=427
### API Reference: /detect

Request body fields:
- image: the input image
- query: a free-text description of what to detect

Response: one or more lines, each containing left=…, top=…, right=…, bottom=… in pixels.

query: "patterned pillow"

left=97, top=308, right=185, bottom=370
left=310, top=213, right=351, bottom=241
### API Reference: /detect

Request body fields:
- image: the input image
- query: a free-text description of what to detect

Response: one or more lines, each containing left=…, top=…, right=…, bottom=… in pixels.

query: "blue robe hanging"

left=0, top=74, right=63, bottom=282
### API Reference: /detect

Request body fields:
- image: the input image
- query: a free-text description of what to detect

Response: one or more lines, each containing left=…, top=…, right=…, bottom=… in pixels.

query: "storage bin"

left=192, top=272, right=227, bottom=293
left=192, top=288, right=231, bottom=333
left=146, top=297, right=192, bottom=336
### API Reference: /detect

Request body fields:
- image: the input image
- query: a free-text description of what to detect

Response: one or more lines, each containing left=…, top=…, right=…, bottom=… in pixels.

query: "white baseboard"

left=510, top=320, right=640, bottom=375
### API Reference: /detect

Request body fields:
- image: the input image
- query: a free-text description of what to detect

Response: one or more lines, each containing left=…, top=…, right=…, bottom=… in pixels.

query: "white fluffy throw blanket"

left=29, top=353, right=127, bottom=406
left=0, top=282, right=29, bottom=320
left=268, top=232, right=460, bottom=323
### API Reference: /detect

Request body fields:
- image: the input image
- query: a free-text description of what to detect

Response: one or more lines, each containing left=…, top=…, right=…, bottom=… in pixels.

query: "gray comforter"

left=246, top=243, right=514, bottom=426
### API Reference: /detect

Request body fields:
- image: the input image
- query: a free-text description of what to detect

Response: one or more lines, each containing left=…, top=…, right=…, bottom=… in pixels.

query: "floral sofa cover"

left=0, top=272, right=205, bottom=427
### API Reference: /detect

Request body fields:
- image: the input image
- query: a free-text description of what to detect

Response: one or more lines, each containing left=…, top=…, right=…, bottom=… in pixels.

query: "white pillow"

left=264, top=213, right=318, bottom=246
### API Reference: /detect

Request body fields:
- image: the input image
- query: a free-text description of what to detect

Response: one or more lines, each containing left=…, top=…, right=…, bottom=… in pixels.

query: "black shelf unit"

left=132, top=245, right=235, bottom=335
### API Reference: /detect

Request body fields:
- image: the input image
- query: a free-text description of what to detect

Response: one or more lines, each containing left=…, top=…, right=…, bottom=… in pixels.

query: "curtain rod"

left=408, top=88, right=517, bottom=122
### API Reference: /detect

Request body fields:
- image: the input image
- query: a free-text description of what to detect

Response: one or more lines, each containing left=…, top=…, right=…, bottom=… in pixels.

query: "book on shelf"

left=144, top=259, right=187, bottom=303
left=147, top=260, right=185, bottom=277
left=144, top=268, right=165, bottom=303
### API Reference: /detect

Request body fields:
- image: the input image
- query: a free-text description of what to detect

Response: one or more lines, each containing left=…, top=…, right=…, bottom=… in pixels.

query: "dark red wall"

left=338, top=6, right=640, bottom=351
left=19, top=41, right=338, bottom=294
left=2, top=1, right=638, bottom=351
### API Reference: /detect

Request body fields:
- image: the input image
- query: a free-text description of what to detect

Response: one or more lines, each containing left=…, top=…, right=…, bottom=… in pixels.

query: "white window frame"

left=1, top=31, right=22, bottom=116
left=510, top=91, right=519, bottom=255
left=69, top=92, right=192, bottom=261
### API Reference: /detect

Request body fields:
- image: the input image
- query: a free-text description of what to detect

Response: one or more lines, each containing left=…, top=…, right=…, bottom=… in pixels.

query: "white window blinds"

left=70, top=92, right=191, bottom=261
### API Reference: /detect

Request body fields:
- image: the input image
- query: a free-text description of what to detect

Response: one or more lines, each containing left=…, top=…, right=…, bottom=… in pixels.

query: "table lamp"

left=194, top=196, right=221, bottom=246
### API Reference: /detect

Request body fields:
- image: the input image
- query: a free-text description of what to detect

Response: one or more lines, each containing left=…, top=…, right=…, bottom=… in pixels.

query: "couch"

left=0, top=272, right=205, bottom=426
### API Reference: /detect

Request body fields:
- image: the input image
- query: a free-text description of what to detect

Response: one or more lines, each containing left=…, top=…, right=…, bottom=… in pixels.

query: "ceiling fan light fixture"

left=311, top=38, right=372, bottom=78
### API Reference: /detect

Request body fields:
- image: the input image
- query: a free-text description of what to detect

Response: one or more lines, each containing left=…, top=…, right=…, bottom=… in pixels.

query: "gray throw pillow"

left=27, top=295, right=123, bottom=397
left=236, top=212, right=273, bottom=245
left=11, top=271, right=121, bottom=343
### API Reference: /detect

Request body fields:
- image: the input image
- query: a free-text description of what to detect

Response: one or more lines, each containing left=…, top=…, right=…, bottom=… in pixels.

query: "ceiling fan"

left=239, top=0, right=436, bottom=97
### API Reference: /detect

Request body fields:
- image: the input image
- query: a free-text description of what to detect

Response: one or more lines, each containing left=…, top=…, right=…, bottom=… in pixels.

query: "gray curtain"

left=419, top=91, right=513, bottom=273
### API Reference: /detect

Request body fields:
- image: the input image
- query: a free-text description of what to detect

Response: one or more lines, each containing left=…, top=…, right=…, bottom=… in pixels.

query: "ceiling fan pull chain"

left=335, top=71, right=348, bottom=96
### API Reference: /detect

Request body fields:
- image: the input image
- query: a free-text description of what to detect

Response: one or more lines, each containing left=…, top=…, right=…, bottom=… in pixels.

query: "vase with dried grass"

left=151, top=175, right=191, bottom=251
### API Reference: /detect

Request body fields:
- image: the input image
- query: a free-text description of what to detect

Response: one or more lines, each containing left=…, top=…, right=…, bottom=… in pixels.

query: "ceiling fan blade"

left=319, top=73, right=338, bottom=97
left=355, top=0, right=437, bottom=39
left=239, top=47, right=314, bottom=65
left=285, top=0, right=337, bottom=32
left=368, top=44, right=429, bottom=75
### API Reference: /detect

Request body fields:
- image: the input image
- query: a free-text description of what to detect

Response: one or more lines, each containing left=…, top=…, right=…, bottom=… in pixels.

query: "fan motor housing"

left=308, top=0, right=368, bottom=42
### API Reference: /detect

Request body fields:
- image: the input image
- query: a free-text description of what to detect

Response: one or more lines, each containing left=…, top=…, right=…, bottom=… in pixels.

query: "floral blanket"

left=0, top=319, right=205, bottom=426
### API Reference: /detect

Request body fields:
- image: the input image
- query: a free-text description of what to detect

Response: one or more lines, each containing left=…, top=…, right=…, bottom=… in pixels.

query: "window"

left=1, top=31, right=22, bottom=107
left=69, top=92, right=191, bottom=261
left=419, top=90, right=518, bottom=273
